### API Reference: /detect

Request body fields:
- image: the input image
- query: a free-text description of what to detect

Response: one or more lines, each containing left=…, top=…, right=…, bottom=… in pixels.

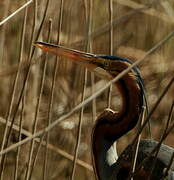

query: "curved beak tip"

left=33, top=42, right=40, bottom=48
left=33, top=41, right=50, bottom=51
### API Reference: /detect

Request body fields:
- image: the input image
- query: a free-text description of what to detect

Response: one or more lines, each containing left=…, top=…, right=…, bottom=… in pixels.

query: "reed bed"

left=0, top=0, right=174, bottom=179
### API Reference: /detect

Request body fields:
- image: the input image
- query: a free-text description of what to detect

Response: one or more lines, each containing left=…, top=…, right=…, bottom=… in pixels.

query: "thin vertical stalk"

left=86, top=0, right=96, bottom=122
left=0, top=1, right=28, bottom=178
left=108, top=0, right=116, bottom=157
left=0, top=0, right=51, bottom=175
left=25, top=19, right=52, bottom=180
left=71, top=0, right=93, bottom=179
left=0, top=0, right=10, bottom=65
left=29, top=0, right=51, bottom=59
left=163, top=152, right=174, bottom=178
left=129, top=106, right=146, bottom=180
left=84, top=0, right=93, bottom=49
left=43, top=0, right=64, bottom=179
left=28, top=134, right=45, bottom=180
left=163, top=100, right=174, bottom=134
left=107, top=85, right=112, bottom=108
left=91, top=73, right=96, bottom=121
left=109, top=0, right=113, bottom=56
left=107, top=0, right=113, bottom=108
left=71, top=69, right=88, bottom=180
left=162, top=101, right=174, bottom=178
left=8, top=0, right=50, bottom=145
left=13, top=2, right=29, bottom=178
left=14, top=97, right=25, bottom=180
left=0, top=0, right=10, bottom=64
left=0, top=2, right=38, bottom=176
left=84, top=1, right=95, bottom=179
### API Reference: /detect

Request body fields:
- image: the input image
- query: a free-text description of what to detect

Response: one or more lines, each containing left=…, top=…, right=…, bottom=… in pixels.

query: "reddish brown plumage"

left=92, top=61, right=142, bottom=180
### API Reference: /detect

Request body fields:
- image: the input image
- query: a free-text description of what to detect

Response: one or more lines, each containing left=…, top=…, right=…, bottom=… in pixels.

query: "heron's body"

left=35, top=42, right=174, bottom=180
left=115, top=139, right=174, bottom=180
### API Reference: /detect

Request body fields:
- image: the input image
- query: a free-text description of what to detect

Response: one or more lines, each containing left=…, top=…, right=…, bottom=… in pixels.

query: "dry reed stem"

left=0, top=0, right=33, bottom=26
left=43, top=0, right=64, bottom=178
left=9, top=0, right=50, bottom=137
left=13, top=4, right=28, bottom=180
left=84, top=0, right=97, bottom=122
left=0, top=1, right=30, bottom=178
left=163, top=152, right=174, bottom=178
left=0, top=0, right=10, bottom=64
left=91, top=73, right=96, bottom=121
left=71, top=0, right=93, bottom=178
left=25, top=17, right=52, bottom=180
left=31, top=0, right=51, bottom=55
left=0, top=2, right=50, bottom=177
left=4, top=2, right=38, bottom=168
left=29, top=134, right=45, bottom=179
left=71, top=69, right=87, bottom=180
left=33, top=42, right=53, bottom=180
left=14, top=96, right=25, bottom=180
left=128, top=106, right=146, bottom=180
left=107, top=0, right=113, bottom=109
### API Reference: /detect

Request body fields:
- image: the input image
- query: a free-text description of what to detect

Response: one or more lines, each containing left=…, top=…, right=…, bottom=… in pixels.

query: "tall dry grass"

left=0, top=0, right=174, bottom=179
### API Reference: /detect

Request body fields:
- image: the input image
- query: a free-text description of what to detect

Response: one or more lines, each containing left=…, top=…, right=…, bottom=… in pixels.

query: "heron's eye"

left=103, top=59, right=111, bottom=70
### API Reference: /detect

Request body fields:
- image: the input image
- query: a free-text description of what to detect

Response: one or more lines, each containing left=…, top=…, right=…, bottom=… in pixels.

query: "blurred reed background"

left=0, top=0, right=174, bottom=179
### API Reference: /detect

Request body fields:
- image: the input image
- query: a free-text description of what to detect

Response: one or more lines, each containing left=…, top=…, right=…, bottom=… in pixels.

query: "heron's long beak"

left=34, top=42, right=112, bottom=79
left=35, top=42, right=104, bottom=70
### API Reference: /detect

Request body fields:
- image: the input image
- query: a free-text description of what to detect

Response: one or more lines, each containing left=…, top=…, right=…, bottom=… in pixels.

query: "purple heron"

left=35, top=42, right=174, bottom=180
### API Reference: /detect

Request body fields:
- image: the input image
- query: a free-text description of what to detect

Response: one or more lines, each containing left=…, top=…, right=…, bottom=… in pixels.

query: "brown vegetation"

left=0, top=0, right=174, bottom=179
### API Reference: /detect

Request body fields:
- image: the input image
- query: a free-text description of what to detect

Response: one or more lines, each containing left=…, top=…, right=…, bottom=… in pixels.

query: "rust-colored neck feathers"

left=92, top=60, right=143, bottom=180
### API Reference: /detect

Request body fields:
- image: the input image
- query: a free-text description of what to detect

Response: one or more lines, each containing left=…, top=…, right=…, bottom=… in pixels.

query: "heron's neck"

left=92, top=72, right=142, bottom=180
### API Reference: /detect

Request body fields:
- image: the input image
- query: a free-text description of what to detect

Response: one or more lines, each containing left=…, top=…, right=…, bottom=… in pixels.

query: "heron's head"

left=35, top=42, right=147, bottom=107
left=35, top=42, right=143, bottom=82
